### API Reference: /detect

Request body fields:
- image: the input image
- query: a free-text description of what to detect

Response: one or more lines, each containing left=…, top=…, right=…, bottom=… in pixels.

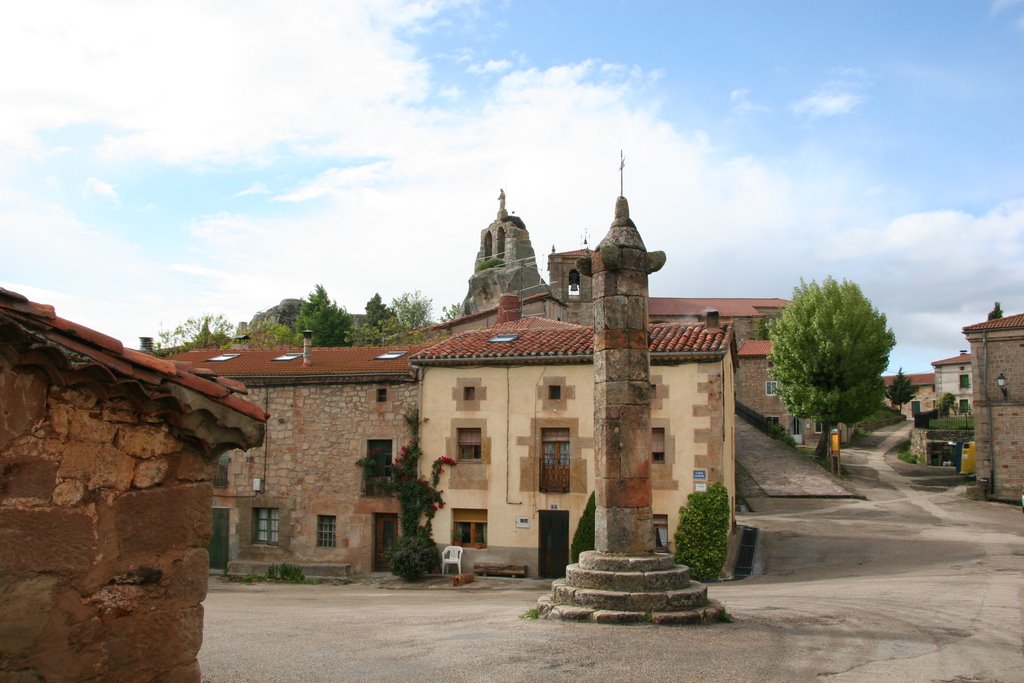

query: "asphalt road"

left=199, top=429, right=1024, bottom=683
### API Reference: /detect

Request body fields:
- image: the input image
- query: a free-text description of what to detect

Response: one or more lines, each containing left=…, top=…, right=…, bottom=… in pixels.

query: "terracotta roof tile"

left=413, top=322, right=732, bottom=363
left=738, top=340, right=772, bottom=357
left=0, top=288, right=267, bottom=424
left=551, top=249, right=592, bottom=258
left=170, top=345, right=427, bottom=378
left=963, top=313, right=1024, bottom=332
left=883, top=372, right=935, bottom=386
left=932, top=353, right=972, bottom=367
left=430, top=292, right=555, bottom=330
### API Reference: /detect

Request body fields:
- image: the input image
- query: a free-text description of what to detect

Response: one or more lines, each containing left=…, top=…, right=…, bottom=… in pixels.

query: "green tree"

left=886, top=368, right=917, bottom=414
left=390, top=290, right=434, bottom=331
left=364, top=293, right=393, bottom=329
left=570, top=492, right=596, bottom=563
left=439, top=302, right=463, bottom=323
left=245, top=321, right=301, bottom=348
left=157, top=314, right=234, bottom=353
left=350, top=293, right=398, bottom=346
left=754, top=316, right=772, bottom=341
left=937, top=392, right=957, bottom=416
left=294, top=284, right=353, bottom=347
left=988, top=301, right=1003, bottom=320
left=674, top=481, right=730, bottom=582
left=769, top=277, right=896, bottom=458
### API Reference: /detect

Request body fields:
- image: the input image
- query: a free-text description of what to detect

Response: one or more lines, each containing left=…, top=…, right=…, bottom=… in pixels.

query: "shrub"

left=765, top=422, right=796, bottom=447
left=265, top=563, right=306, bottom=583
left=387, top=533, right=440, bottom=581
left=570, top=492, right=596, bottom=563
left=475, top=257, right=504, bottom=272
left=674, top=481, right=730, bottom=582
left=896, top=439, right=917, bottom=464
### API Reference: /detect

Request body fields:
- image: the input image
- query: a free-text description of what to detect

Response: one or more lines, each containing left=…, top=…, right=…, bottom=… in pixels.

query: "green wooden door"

left=208, top=508, right=230, bottom=570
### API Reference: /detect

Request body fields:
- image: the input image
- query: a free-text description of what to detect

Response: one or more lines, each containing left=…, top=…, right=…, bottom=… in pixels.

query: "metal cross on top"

left=619, top=150, right=625, bottom=196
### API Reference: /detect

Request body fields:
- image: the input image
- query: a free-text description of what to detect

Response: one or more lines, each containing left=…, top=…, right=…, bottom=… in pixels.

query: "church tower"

left=460, top=190, right=550, bottom=315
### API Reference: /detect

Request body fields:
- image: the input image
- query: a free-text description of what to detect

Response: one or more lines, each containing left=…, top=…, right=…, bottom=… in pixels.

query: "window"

left=540, top=428, right=571, bottom=492
left=548, top=384, right=562, bottom=400
left=453, top=509, right=487, bottom=548
left=376, top=387, right=388, bottom=403
left=364, top=440, right=393, bottom=495
left=254, top=508, right=279, bottom=544
left=463, top=386, right=476, bottom=401
left=213, top=453, right=229, bottom=488
left=651, top=428, right=666, bottom=463
left=959, top=399, right=970, bottom=413
left=458, top=428, right=482, bottom=460
left=654, top=514, right=669, bottom=552
left=316, top=515, right=337, bottom=548
left=489, top=333, right=519, bottom=343
left=959, top=374, right=970, bottom=389
left=765, top=380, right=779, bottom=396
left=207, top=353, right=240, bottom=362
left=767, top=416, right=780, bottom=425
left=375, top=351, right=407, bottom=360
left=272, top=352, right=303, bottom=362
left=815, top=421, right=824, bottom=433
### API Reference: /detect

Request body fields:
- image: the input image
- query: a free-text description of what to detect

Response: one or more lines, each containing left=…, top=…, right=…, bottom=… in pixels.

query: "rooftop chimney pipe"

left=496, top=294, right=522, bottom=324
left=302, top=330, right=313, bottom=367
left=138, top=337, right=155, bottom=354
left=705, top=309, right=720, bottom=333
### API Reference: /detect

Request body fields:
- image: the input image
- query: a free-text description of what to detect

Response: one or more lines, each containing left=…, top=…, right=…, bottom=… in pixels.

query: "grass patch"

left=896, top=439, right=917, bottom=464
left=718, top=608, right=734, bottom=623
left=265, top=563, right=308, bottom=583
left=521, top=607, right=540, bottom=620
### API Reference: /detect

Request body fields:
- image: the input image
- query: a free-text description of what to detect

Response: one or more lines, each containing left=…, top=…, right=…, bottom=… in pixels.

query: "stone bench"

left=226, top=560, right=352, bottom=581
left=473, top=562, right=528, bottom=578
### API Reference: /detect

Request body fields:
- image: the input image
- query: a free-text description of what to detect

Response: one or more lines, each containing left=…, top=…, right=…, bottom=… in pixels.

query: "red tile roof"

left=170, top=345, right=427, bottom=378
left=738, top=340, right=772, bottom=357
left=963, top=313, right=1024, bottom=332
left=551, top=248, right=592, bottom=258
left=412, top=322, right=732, bottom=363
left=883, top=372, right=935, bottom=387
left=932, top=353, right=971, bottom=367
left=0, top=287, right=268, bottom=426
left=430, top=292, right=555, bottom=330
left=648, top=297, right=788, bottom=318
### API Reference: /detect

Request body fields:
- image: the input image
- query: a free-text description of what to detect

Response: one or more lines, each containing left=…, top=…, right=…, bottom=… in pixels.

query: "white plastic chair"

left=441, top=545, right=463, bottom=575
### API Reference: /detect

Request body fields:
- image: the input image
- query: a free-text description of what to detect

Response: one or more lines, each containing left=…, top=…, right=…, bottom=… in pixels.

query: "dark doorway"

left=374, top=513, right=398, bottom=571
left=538, top=510, right=569, bottom=578
left=208, top=508, right=230, bottom=570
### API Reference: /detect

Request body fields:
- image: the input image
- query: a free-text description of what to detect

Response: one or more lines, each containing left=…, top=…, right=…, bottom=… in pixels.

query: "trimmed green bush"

left=674, top=481, right=730, bottom=581
left=475, top=257, right=505, bottom=272
left=387, top=533, right=440, bottom=581
left=570, top=492, right=596, bottom=563
left=766, top=421, right=796, bottom=447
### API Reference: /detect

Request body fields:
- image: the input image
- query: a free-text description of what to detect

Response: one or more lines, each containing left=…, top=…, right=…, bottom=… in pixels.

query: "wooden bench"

left=473, top=562, right=528, bottom=578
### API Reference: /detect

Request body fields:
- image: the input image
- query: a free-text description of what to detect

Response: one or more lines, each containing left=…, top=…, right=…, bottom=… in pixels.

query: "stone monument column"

left=591, top=195, right=662, bottom=555
left=538, top=195, right=722, bottom=625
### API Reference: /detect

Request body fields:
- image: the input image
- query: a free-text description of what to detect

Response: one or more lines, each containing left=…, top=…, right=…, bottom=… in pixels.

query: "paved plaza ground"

left=200, top=423, right=1024, bottom=682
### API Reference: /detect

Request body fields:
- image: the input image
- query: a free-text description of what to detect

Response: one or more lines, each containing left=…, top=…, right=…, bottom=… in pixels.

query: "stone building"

left=0, top=288, right=266, bottom=682
left=932, top=351, right=974, bottom=413
left=882, top=371, right=935, bottom=418
left=411, top=302, right=736, bottom=578
left=171, top=343, right=424, bottom=575
left=963, top=313, right=1024, bottom=501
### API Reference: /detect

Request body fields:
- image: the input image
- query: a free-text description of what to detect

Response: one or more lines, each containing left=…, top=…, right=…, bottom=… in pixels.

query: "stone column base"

left=537, top=551, right=724, bottom=625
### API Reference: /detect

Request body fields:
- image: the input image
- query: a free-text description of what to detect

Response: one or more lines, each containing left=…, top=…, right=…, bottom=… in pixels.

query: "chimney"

left=138, top=337, right=155, bottom=354
left=959, top=349, right=968, bottom=356
left=302, top=330, right=313, bottom=367
left=705, top=309, right=720, bottom=333
left=237, top=321, right=248, bottom=335
left=496, top=294, right=522, bottom=324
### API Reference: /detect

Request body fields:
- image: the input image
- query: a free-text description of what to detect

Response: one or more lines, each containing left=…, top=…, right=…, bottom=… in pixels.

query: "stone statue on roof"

left=498, top=188, right=507, bottom=219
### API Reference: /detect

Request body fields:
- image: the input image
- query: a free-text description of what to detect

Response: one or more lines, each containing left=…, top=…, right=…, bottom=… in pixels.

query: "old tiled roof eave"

left=651, top=349, right=729, bottom=364
left=411, top=353, right=594, bottom=367
left=222, top=371, right=418, bottom=384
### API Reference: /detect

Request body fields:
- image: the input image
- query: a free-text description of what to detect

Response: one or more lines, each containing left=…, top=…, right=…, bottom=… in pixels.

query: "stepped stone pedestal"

left=538, top=551, right=723, bottom=624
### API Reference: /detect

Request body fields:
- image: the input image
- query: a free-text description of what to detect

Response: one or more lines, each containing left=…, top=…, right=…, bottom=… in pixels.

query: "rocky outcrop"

left=250, top=298, right=303, bottom=329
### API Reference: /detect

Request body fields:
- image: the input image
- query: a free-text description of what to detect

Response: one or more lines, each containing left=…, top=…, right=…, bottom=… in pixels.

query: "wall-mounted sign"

left=694, top=482, right=708, bottom=492
left=550, top=504, right=558, bottom=510
left=692, top=469, right=707, bottom=480
left=516, top=516, right=530, bottom=529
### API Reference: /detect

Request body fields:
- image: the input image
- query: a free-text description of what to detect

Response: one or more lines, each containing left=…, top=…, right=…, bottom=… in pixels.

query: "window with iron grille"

left=253, top=507, right=279, bottom=544
left=364, top=440, right=393, bottom=496
left=540, top=428, right=571, bottom=492
left=651, top=428, right=666, bottom=463
left=457, top=428, right=482, bottom=460
left=316, top=515, right=337, bottom=548
left=213, top=453, right=230, bottom=487
left=548, top=384, right=562, bottom=400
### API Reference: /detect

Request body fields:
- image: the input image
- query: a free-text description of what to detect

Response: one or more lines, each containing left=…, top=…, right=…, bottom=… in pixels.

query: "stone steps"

left=551, top=579, right=709, bottom=612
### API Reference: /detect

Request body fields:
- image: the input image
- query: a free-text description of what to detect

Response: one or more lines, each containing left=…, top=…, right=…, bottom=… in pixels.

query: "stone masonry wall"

left=217, top=380, right=417, bottom=574
left=736, top=356, right=790, bottom=426
left=968, top=329, right=1024, bottom=501
left=1, top=362, right=217, bottom=682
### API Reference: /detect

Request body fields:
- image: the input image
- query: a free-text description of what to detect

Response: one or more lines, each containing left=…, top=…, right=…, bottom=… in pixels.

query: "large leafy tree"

left=157, top=314, right=234, bottom=353
left=886, top=368, right=917, bottom=414
left=350, top=293, right=398, bottom=346
left=391, top=290, right=434, bottom=331
left=769, top=277, right=896, bottom=457
left=246, top=320, right=301, bottom=348
left=294, top=284, right=353, bottom=347
left=351, top=290, right=436, bottom=346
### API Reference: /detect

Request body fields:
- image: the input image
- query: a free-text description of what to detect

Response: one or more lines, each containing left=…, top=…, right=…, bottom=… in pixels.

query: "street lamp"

left=996, top=372, right=1008, bottom=400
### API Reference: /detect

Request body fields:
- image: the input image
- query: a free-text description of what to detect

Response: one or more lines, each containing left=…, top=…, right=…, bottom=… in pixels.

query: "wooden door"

left=373, top=514, right=398, bottom=571
left=208, top=508, right=230, bottom=570
left=538, top=510, right=569, bottom=578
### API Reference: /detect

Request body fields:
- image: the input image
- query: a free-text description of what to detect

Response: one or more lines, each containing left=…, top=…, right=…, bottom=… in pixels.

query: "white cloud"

left=439, top=85, right=463, bottom=99
left=730, top=88, right=769, bottom=114
left=273, top=162, right=392, bottom=202
left=467, top=59, right=513, bottom=74
left=791, top=89, right=866, bottom=117
left=189, top=211, right=271, bottom=247
left=231, top=182, right=269, bottom=199
left=82, top=177, right=119, bottom=202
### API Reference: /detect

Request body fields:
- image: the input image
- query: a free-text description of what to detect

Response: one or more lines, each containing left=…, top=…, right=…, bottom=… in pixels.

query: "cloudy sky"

left=2, top=1, right=1023, bottom=373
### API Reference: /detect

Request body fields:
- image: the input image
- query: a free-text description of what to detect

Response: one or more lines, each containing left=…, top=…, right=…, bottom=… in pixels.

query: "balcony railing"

left=540, top=465, right=570, bottom=493
left=363, top=476, right=393, bottom=497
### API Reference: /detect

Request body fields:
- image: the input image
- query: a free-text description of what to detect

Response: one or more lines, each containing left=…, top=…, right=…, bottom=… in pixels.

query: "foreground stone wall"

left=1, top=364, right=218, bottom=681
